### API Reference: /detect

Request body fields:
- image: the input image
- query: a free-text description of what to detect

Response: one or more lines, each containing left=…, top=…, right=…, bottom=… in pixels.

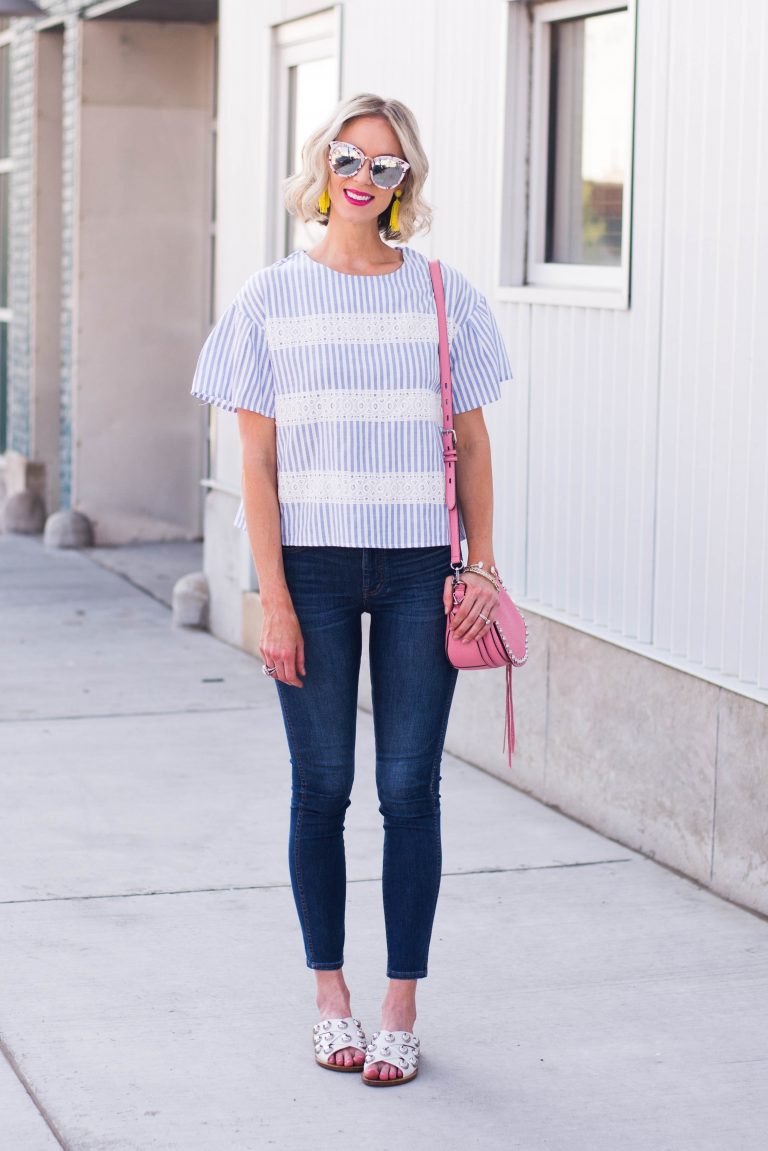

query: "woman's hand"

left=443, top=571, right=500, bottom=643
left=237, top=409, right=305, bottom=685
left=260, top=599, right=306, bottom=687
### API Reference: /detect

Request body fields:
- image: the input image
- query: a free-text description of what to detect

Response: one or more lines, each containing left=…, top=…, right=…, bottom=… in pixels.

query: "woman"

left=191, top=93, right=513, bottom=1086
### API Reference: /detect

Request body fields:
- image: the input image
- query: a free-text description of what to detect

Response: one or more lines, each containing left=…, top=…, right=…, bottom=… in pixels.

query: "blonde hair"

left=284, top=93, right=432, bottom=243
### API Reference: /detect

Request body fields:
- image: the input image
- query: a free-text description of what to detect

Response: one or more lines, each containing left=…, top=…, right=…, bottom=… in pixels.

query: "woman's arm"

left=442, top=406, right=500, bottom=641
left=454, top=407, right=495, bottom=569
left=237, top=409, right=305, bottom=687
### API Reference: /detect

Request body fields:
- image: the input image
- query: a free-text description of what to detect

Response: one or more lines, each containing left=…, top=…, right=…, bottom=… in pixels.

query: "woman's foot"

left=315, top=970, right=365, bottom=1069
left=363, top=979, right=417, bottom=1083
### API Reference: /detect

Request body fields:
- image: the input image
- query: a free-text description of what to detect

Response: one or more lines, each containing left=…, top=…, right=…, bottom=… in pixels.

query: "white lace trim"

left=265, top=312, right=457, bottom=350
left=278, top=470, right=445, bottom=506
left=274, top=388, right=441, bottom=426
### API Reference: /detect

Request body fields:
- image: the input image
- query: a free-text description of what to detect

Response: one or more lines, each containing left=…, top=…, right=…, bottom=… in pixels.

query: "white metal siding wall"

left=654, top=0, right=768, bottom=688
left=492, top=0, right=666, bottom=646
left=496, top=0, right=768, bottom=693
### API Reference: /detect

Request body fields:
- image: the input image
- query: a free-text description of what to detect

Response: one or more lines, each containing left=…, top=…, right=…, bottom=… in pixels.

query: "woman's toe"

left=364, top=1063, right=380, bottom=1079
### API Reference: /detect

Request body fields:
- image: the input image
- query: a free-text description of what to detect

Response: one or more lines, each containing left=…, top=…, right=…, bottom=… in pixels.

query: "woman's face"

left=325, top=115, right=406, bottom=226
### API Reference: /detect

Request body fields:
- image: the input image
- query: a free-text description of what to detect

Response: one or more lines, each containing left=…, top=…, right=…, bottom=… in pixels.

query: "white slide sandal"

left=362, top=1030, right=420, bottom=1086
left=313, top=1017, right=368, bottom=1072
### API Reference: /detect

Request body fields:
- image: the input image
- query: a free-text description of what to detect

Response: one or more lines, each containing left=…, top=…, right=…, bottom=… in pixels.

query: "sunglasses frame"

left=327, top=139, right=411, bottom=190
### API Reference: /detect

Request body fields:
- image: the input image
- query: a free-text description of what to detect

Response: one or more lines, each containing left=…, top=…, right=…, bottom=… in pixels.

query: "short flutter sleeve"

left=191, top=301, right=275, bottom=418
left=449, top=294, right=513, bottom=415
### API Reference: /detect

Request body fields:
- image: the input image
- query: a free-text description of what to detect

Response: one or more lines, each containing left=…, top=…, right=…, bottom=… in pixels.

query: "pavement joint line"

left=0, top=858, right=633, bottom=907
left=0, top=704, right=262, bottom=725
left=0, top=1034, right=70, bottom=1150
left=81, top=549, right=176, bottom=612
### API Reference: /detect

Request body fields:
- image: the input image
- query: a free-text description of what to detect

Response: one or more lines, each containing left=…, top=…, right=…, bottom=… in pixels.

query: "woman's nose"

left=352, top=157, right=373, bottom=185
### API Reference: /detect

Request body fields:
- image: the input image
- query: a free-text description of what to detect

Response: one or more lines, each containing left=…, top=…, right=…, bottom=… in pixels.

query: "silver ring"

left=262, top=664, right=278, bottom=678
left=478, top=613, right=490, bottom=624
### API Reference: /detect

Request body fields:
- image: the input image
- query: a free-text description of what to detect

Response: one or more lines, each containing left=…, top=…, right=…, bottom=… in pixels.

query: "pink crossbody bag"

left=428, top=259, right=529, bottom=765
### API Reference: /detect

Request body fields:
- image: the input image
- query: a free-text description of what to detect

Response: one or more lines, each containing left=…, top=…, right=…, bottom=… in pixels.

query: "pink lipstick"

left=343, top=188, right=374, bottom=206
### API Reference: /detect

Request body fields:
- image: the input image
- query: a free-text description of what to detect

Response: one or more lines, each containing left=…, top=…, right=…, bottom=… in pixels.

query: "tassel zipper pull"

left=502, top=663, right=515, bottom=767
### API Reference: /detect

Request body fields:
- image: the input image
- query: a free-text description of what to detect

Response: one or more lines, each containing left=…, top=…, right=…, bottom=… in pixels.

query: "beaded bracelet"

left=463, top=563, right=501, bottom=592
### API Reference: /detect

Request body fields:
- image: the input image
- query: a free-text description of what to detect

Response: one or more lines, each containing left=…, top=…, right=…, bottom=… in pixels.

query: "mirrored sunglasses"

left=328, top=140, right=410, bottom=190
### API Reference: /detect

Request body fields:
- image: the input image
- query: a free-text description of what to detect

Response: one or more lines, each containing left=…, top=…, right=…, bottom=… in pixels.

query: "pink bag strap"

left=428, top=259, right=462, bottom=572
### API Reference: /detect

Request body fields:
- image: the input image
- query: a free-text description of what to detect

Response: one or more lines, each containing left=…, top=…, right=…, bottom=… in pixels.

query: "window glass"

left=286, top=56, right=338, bottom=254
left=546, top=9, right=629, bottom=266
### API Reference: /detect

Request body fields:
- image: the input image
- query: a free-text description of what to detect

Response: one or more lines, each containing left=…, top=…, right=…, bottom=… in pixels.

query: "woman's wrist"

left=258, top=581, right=294, bottom=611
left=463, top=566, right=500, bottom=593
left=465, top=556, right=500, bottom=575
left=465, top=540, right=495, bottom=565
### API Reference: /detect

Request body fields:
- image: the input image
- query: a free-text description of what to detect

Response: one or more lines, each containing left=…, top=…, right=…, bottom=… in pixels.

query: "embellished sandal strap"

left=364, top=1029, right=421, bottom=1077
left=313, top=1017, right=367, bottom=1060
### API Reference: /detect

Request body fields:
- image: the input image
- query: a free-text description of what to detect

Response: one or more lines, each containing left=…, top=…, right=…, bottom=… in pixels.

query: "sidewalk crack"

left=0, top=859, right=633, bottom=907
left=0, top=704, right=260, bottom=725
left=0, top=1035, right=70, bottom=1150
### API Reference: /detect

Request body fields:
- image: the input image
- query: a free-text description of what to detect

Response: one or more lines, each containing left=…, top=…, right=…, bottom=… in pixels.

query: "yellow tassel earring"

left=318, top=187, right=330, bottom=214
left=389, top=190, right=402, bottom=232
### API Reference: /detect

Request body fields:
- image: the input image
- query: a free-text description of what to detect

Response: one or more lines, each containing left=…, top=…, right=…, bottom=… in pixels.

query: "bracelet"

left=466, top=560, right=504, bottom=583
left=463, top=564, right=501, bottom=593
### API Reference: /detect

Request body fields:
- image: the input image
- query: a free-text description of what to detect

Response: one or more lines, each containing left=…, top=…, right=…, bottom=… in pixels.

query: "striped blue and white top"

left=191, top=244, right=513, bottom=548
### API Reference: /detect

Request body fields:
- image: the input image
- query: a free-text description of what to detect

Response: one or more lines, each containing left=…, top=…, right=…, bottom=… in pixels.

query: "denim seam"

left=282, top=701, right=317, bottom=966
left=420, top=666, right=458, bottom=979
left=377, top=562, right=456, bottom=980
left=383, top=664, right=457, bottom=982
left=362, top=547, right=386, bottom=604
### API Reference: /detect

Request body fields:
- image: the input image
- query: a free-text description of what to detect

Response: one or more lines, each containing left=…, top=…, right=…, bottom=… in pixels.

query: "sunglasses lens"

left=329, top=143, right=363, bottom=177
left=371, top=158, right=407, bottom=189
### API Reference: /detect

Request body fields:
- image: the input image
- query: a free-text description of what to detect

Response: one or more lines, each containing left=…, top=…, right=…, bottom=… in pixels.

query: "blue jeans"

left=274, top=545, right=459, bottom=979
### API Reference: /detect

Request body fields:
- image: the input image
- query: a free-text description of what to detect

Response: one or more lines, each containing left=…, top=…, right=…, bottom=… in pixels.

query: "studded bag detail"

left=428, top=259, right=529, bottom=766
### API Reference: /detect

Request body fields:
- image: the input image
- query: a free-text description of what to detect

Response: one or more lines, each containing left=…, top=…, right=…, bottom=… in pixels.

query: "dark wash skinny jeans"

left=274, top=545, right=459, bottom=979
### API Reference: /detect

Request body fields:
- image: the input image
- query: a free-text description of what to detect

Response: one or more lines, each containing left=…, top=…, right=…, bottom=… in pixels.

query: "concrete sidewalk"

left=1, top=533, right=766, bottom=1151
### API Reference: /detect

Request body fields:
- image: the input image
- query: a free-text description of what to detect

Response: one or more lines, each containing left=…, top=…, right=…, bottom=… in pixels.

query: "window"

left=270, top=9, right=340, bottom=260
left=502, top=0, right=636, bottom=307
left=0, top=17, right=12, bottom=452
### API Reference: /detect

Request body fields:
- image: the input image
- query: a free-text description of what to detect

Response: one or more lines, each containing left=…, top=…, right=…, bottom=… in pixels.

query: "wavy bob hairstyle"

left=284, top=93, right=432, bottom=243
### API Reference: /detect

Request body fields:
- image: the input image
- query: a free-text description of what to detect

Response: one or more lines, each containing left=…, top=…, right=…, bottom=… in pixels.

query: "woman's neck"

left=307, top=221, right=402, bottom=275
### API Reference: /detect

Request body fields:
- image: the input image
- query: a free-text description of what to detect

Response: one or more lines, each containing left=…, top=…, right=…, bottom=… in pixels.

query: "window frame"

left=267, top=7, right=341, bottom=264
left=0, top=17, right=12, bottom=324
left=0, top=19, right=13, bottom=453
left=498, top=0, right=637, bottom=310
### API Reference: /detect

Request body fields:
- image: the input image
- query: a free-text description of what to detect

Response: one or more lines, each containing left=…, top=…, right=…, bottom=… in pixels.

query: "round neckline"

left=299, top=245, right=407, bottom=280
